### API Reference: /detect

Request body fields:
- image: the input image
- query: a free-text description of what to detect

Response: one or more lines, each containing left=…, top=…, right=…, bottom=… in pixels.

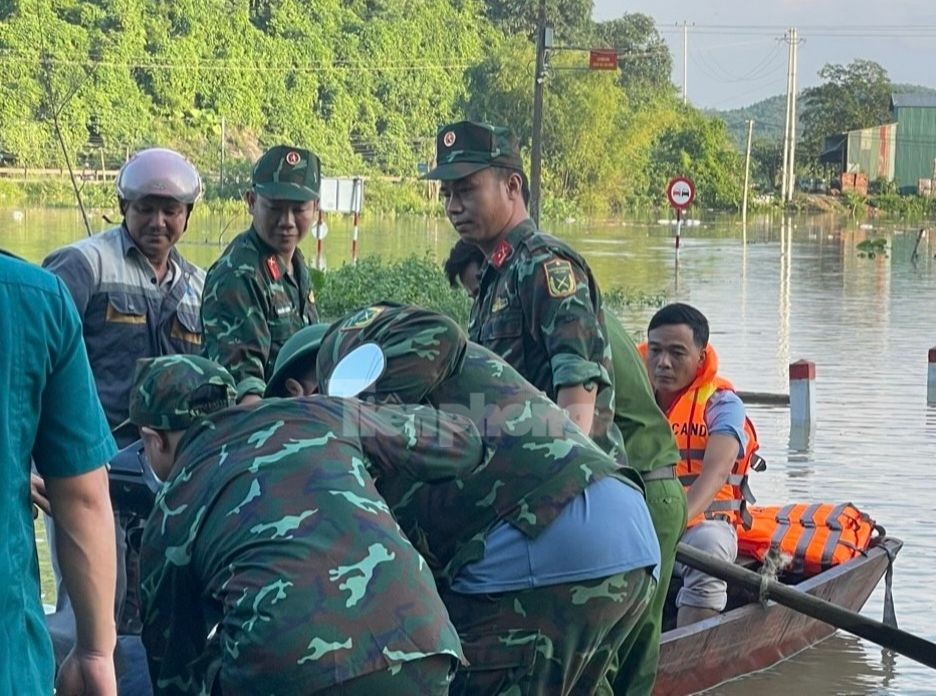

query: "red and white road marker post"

left=788, top=359, right=816, bottom=451
left=789, top=360, right=816, bottom=429
left=928, top=347, right=936, bottom=404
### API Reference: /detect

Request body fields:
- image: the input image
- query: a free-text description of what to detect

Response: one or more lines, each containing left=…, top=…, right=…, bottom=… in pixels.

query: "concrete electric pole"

left=529, top=0, right=548, bottom=225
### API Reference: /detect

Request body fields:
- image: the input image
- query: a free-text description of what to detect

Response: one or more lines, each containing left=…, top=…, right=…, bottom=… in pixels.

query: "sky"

left=592, top=0, right=936, bottom=110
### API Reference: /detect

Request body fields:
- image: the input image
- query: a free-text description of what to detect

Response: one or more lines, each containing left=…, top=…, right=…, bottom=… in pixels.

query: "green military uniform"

left=201, top=145, right=321, bottom=399
left=469, top=218, right=626, bottom=460
left=424, top=120, right=626, bottom=463
left=603, top=311, right=688, bottom=696
left=315, top=302, right=655, bottom=695
left=202, top=227, right=317, bottom=397
left=129, top=355, right=478, bottom=695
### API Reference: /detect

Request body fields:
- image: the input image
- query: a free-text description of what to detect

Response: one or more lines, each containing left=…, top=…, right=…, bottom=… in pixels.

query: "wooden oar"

left=676, top=542, right=936, bottom=670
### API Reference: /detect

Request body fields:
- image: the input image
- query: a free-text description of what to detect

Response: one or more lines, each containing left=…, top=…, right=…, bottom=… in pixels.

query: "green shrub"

left=314, top=254, right=471, bottom=325
left=363, top=179, right=439, bottom=217
left=603, top=286, right=668, bottom=311
left=868, top=193, right=936, bottom=219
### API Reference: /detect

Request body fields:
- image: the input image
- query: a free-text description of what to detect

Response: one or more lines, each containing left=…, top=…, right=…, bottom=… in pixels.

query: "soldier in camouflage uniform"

left=443, top=245, right=688, bottom=694
left=129, top=354, right=484, bottom=695
left=424, top=121, right=625, bottom=462
left=201, top=145, right=320, bottom=404
left=603, top=312, right=687, bottom=695
left=295, top=302, right=660, bottom=695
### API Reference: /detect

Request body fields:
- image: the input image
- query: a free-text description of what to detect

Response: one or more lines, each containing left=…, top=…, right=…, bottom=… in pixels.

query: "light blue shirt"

left=705, top=390, right=748, bottom=458
left=451, top=477, right=660, bottom=594
left=0, top=254, right=116, bottom=695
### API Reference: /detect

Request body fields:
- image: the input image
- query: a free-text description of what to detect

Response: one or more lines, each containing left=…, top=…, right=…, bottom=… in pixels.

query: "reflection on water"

left=712, top=634, right=901, bottom=695
left=4, top=208, right=936, bottom=694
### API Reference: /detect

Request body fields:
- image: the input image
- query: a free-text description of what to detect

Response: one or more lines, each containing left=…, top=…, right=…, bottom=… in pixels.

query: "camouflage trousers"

left=313, top=654, right=457, bottom=695
left=442, top=567, right=656, bottom=696
left=606, top=477, right=687, bottom=696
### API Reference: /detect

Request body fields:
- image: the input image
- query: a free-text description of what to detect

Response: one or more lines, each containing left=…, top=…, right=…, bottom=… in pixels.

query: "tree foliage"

left=800, top=60, right=893, bottom=166
left=0, top=1, right=744, bottom=212
left=484, top=0, right=593, bottom=44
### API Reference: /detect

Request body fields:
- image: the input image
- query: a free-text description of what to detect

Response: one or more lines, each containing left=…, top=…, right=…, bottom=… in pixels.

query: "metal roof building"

left=890, top=93, right=936, bottom=194
left=820, top=123, right=897, bottom=182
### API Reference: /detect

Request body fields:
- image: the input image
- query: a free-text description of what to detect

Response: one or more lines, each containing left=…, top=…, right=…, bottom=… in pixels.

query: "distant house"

left=890, top=93, right=936, bottom=194
left=818, top=93, right=936, bottom=195
left=819, top=123, right=897, bottom=184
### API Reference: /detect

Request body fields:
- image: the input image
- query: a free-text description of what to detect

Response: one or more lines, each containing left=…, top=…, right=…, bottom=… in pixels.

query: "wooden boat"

left=653, top=536, right=903, bottom=695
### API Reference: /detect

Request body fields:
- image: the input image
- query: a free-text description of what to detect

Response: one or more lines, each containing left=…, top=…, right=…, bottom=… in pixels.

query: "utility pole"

left=529, top=0, right=548, bottom=225
left=682, top=21, right=689, bottom=104
left=781, top=28, right=793, bottom=202
left=787, top=28, right=799, bottom=201
left=742, top=119, right=754, bottom=238
left=219, top=116, right=226, bottom=198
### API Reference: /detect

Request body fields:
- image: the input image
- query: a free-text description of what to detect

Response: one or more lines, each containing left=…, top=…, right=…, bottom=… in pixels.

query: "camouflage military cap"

left=424, top=120, right=523, bottom=181
left=252, top=145, right=321, bottom=201
left=129, top=355, right=237, bottom=431
left=264, top=322, right=331, bottom=397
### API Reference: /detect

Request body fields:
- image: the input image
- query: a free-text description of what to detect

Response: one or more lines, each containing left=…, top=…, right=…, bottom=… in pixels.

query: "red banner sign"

left=589, top=50, right=618, bottom=71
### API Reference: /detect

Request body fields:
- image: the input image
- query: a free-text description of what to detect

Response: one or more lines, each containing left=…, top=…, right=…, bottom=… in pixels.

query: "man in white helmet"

left=40, top=148, right=206, bottom=694
left=43, top=148, right=206, bottom=440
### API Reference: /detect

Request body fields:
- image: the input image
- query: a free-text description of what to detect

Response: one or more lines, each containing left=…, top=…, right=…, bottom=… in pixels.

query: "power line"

left=0, top=54, right=473, bottom=73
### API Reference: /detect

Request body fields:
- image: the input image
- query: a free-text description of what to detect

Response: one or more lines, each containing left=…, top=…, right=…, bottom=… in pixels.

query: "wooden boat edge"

left=654, top=537, right=903, bottom=695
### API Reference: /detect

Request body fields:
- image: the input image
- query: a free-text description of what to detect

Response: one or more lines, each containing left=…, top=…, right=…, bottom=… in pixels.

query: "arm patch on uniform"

left=341, top=305, right=384, bottom=330
left=544, top=259, right=575, bottom=298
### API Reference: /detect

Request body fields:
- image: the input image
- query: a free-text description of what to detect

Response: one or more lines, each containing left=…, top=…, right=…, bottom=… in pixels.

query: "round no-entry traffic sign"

left=666, top=176, right=696, bottom=210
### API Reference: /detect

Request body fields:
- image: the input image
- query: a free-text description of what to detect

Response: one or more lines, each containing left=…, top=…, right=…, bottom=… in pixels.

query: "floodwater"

left=5, top=206, right=936, bottom=695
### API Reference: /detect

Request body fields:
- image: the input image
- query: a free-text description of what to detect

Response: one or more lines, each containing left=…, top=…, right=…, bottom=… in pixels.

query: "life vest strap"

left=791, top=503, right=824, bottom=573
left=677, top=448, right=706, bottom=463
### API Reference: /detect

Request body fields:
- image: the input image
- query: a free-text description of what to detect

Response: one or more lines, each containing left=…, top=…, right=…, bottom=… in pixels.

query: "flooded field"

left=6, top=205, right=935, bottom=694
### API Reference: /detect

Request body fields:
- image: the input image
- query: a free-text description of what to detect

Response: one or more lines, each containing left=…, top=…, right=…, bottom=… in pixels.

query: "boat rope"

left=882, top=543, right=899, bottom=628
left=757, top=547, right=791, bottom=606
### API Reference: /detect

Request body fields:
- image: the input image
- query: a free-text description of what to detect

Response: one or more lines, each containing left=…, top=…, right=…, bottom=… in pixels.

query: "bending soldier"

left=444, top=241, right=688, bottom=694
left=270, top=302, right=660, bottom=696
left=129, top=355, right=483, bottom=695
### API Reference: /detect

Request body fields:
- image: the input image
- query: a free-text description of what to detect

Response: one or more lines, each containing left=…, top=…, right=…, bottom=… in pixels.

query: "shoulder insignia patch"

left=341, top=305, right=384, bottom=331
left=544, top=259, right=575, bottom=298
left=265, top=255, right=282, bottom=281
left=308, top=289, right=316, bottom=304
left=490, top=239, right=513, bottom=269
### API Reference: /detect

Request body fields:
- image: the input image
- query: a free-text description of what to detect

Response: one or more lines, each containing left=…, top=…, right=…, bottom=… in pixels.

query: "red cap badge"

left=266, top=256, right=282, bottom=281
left=442, top=131, right=456, bottom=148
left=285, top=150, right=301, bottom=166
left=490, top=240, right=513, bottom=269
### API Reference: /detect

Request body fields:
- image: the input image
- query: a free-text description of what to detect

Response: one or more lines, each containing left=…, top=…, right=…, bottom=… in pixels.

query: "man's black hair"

left=492, top=166, right=530, bottom=206
left=648, top=302, right=710, bottom=348
left=443, top=239, right=486, bottom=289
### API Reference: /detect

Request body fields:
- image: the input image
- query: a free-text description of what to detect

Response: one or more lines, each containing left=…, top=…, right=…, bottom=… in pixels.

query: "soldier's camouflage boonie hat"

left=129, top=355, right=237, bottom=431
left=252, top=145, right=321, bottom=202
left=423, top=120, right=523, bottom=181
left=264, top=323, right=331, bottom=398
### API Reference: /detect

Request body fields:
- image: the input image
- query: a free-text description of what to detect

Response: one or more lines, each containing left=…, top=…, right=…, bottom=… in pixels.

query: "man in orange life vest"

left=641, top=303, right=760, bottom=626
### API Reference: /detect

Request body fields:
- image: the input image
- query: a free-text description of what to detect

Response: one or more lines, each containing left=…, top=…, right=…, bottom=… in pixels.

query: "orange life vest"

left=737, top=503, right=881, bottom=575
left=638, top=344, right=761, bottom=529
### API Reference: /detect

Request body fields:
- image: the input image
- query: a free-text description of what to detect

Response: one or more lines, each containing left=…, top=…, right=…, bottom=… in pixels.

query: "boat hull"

left=653, top=537, right=903, bottom=695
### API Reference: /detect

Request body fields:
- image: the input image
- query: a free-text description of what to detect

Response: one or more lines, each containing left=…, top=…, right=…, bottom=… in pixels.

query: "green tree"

left=800, top=60, right=893, bottom=166
left=648, top=110, right=743, bottom=209
left=484, top=0, right=593, bottom=43
left=590, top=14, right=672, bottom=97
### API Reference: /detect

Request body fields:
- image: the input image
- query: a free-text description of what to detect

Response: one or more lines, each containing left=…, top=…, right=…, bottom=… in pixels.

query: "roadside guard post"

left=789, top=359, right=816, bottom=451
left=666, top=176, right=695, bottom=251
left=316, top=177, right=365, bottom=268
left=928, top=347, right=936, bottom=404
